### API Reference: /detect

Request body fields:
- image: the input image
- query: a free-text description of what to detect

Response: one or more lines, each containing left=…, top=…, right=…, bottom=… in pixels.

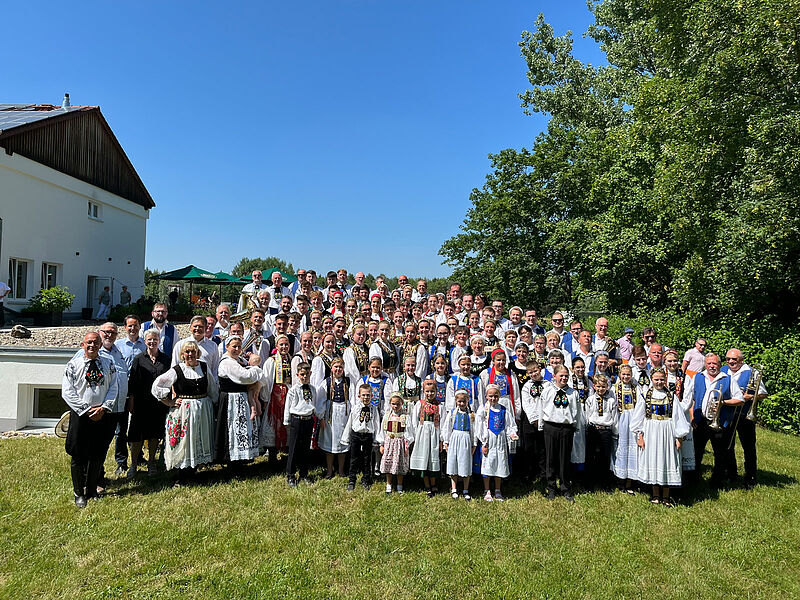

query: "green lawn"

left=1, top=429, right=798, bottom=600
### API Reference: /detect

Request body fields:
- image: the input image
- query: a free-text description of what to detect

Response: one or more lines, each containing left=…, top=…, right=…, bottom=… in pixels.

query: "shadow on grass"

left=674, top=465, right=797, bottom=506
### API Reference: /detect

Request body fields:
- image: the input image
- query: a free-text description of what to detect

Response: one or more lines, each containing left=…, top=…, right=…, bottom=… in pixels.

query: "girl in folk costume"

left=450, top=325, right=470, bottom=373
left=664, top=350, right=695, bottom=474
left=446, top=354, right=484, bottom=413
left=344, top=298, right=359, bottom=331
left=569, top=357, right=593, bottom=478
left=543, top=350, right=565, bottom=383
left=215, top=336, right=263, bottom=464
left=369, top=293, right=386, bottom=322
left=469, top=335, right=492, bottom=377
left=260, top=334, right=293, bottom=457
left=613, top=365, right=640, bottom=493
left=343, top=325, right=370, bottom=387
left=291, top=331, right=315, bottom=381
left=311, top=334, right=337, bottom=387
left=390, top=310, right=406, bottom=344
left=311, top=330, right=325, bottom=355
left=152, top=341, right=217, bottom=483
left=369, top=321, right=401, bottom=381
left=400, top=322, right=430, bottom=379
left=328, top=290, right=346, bottom=318
left=332, top=317, right=350, bottom=357
left=630, top=368, right=690, bottom=506
left=380, top=393, right=412, bottom=494
left=509, top=342, right=531, bottom=388
left=480, top=349, right=522, bottom=421
left=408, top=379, right=445, bottom=497
left=318, top=357, right=350, bottom=478
left=359, top=357, right=392, bottom=476
left=392, top=356, right=423, bottom=415
left=475, top=384, right=519, bottom=502
left=501, top=329, right=519, bottom=360
left=429, top=323, right=456, bottom=375
left=442, top=390, right=477, bottom=500
left=584, top=374, right=618, bottom=491
left=426, top=354, right=450, bottom=410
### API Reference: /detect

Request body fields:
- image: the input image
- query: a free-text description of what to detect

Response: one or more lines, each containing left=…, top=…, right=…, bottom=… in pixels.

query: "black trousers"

left=521, top=417, right=546, bottom=481
left=112, top=411, right=129, bottom=467
left=286, top=415, right=313, bottom=480
left=65, top=410, right=115, bottom=496
left=585, top=425, right=614, bottom=488
left=349, top=431, right=374, bottom=485
left=733, top=416, right=757, bottom=481
left=695, top=417, right=737, bottom=482
left=544, top=421, right=574, bottom=493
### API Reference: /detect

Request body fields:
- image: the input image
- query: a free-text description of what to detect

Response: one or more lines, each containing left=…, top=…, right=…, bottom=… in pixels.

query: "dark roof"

left=0, top=104, right=155, bottom=209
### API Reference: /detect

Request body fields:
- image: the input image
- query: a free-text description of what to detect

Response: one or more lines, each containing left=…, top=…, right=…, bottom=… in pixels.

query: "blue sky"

left=5, top=1, right=604, bottom=278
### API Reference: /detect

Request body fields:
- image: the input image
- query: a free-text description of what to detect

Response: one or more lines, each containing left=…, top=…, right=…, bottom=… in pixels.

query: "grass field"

left=1, top=429, right=798, bottom=600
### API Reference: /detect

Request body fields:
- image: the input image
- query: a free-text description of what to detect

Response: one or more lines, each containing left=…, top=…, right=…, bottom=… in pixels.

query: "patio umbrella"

left=154, top=265, right=223, bottom=302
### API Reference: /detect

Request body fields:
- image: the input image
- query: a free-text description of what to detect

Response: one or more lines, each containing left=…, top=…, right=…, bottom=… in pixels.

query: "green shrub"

left=24, top=286, right=76, bottom=314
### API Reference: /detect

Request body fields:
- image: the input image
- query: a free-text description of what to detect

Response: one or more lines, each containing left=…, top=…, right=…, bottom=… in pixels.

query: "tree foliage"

left=440, top=0, right=800, bottom=323
left=231, top=257, right=295, bottom=279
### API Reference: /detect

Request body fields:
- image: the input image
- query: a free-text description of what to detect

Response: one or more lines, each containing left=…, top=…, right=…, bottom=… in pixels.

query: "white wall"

left=0, top=151, right=149, bottom=315
left=0, top=346, right=76, bottom=430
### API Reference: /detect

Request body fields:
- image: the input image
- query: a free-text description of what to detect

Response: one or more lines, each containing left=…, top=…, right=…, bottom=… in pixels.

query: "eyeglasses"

left=725, top=356, right=740, bottom=362
left=644, top=335, right=655, bottom=339
left=552, top=319, right=563, bottom=324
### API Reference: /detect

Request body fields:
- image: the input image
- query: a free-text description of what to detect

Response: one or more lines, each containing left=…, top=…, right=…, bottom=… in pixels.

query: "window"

left=87, top=201, right=102, bottom=220
left=33, top=388, right=68, bottom=420
left=41, top=262, right=59, bottom=289
left=8, top=258, right=30, bottom=299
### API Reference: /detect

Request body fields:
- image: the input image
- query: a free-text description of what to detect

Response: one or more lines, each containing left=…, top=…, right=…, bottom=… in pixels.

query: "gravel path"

left=0, top=321, right=192, bottom=348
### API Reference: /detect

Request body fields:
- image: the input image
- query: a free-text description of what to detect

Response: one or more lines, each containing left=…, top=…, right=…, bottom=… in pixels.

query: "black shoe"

left=362, top=480, right=371, bottom=490
left=74, top=495, right=87, bottom=508
left=744, top=477, right=756, bottom=489
left=546, top=489, right=556, bottom=501
left=346, top=482, right=355, bottom=491
left=563, top=492, right=575, bottom=504
left=287, top=478, right=297, bottom=488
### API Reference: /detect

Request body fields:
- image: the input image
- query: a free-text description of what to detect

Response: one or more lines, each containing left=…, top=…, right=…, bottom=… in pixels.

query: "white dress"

left=570, top=376, right=593, bottom=466
left=475, top=403, right=517, bottom=478
left=152, top=363, right=217, bottom=470
left=442, top=407, right=475, bottom=477
left=217, top=355, right=263, bottom=462
left=613, top=382, right=640, bottom=480
left=317, top=377, right=350, bottom=454
left=630, top=388, right=690, bottom=486
left=671, top=371, right=695, bottom=471
left=408, top=399, right=443, bottom=472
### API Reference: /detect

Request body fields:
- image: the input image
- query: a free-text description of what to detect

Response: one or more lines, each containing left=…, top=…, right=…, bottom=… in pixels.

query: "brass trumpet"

left=745, top=366, right=764, bottom=422
left=706, top=388, right=724, bottom=432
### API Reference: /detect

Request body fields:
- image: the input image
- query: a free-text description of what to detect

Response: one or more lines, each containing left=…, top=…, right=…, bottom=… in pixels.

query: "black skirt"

left=127, top=351, right=171, bottom=442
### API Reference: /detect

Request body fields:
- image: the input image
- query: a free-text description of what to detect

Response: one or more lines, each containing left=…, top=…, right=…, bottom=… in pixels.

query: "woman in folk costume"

left=318, top=357, right=350, bottom=478
left=475, top=384, right=519, bottom=502
left=446, top=354, right=484, bottom=413
left=260, top=334, right=293, bottom=456
left=630, top=346, right=651, bottom=395
left=613, top=364, right=640, bottom=493
left=369, top=320, right=401, bottom=382
left=151, top=341, right=217, bottom=484
left=400, top=321, right=430, bottom=379
left=426, top=354, right=450, bottom=410
left=664, top=349, right=695, bottom=475
left=311, top=334, right=338, bottom=387
left=343, top=325, right=371, bottom=386
left=408, top=379, right=445, bottom=497
left=392, top=355, right=423, bottom=415
left=380, top=393, right=412, bottom=494
left=215, top=336, right=263, bottom=464
left=469, top=335, right=492, bottom=377
left=442, top=389, right=477, bottom=500
left=569, top=356, right=593, bottom=480
left=291, top=331, right=315, bottom=381
left=630, top=368, right=689, bottom=506
left=479, top=349, right=521, bottom=421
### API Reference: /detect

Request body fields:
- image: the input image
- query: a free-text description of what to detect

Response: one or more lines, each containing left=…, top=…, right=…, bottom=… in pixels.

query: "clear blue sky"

left=5, top=1, right=603, bottom=278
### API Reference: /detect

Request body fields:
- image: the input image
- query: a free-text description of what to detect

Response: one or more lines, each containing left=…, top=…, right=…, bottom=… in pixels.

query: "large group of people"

left=62, top=268, right=768, bottom=507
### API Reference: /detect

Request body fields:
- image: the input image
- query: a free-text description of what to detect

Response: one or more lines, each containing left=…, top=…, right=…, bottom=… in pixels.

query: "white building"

left=0, top=100, right=154, bottom=318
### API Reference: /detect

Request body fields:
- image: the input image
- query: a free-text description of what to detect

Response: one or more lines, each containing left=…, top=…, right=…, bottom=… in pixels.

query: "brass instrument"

left=745, top=366, right=764, bottom=422
left=706, top=388, right=724, bottom=432
left=231, top=292, right=260, bottom=323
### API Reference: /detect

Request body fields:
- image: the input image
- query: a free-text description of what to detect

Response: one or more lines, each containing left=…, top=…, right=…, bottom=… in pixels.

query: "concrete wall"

left=0, top=346, right=77, bottom=431
left=0, top=150, right=149, bottom=316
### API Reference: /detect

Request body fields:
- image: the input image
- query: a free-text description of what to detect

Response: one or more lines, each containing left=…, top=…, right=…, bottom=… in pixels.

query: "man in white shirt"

left=238, top=271, right=268, bottom=312
left=268, top=271, right=292, bottom=316
left=337, top=269, right=353, bottom=298
left=412, top=279, right=429, bottom=303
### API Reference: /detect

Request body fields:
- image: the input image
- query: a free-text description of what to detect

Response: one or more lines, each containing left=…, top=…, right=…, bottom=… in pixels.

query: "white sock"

left=386, top=484, right=392, bottom=492
left=396, top=484, right=403, bottom=492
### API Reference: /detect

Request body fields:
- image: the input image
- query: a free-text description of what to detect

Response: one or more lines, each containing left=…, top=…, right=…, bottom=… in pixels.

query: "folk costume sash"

left=326, top=377, right=350, bottom=421
left=273, top=353, right=291, bottom=386
left=615, top=381, right=636, bottom=412
left=351, top=343, right=369, bottom=376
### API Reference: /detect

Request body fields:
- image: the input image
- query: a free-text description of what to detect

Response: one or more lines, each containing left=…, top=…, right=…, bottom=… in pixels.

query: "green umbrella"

left=154, top=265, right=221, bottom=283
left=237, top=268, right=297, bottom=284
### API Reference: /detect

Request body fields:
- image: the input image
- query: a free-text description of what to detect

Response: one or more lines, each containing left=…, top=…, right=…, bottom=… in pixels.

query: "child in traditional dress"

left=318, top=357, right=350, bottom=478
left=613, top=365, right=639, bottom=494
left=409, top=379, right=444, bottom=497
left=630, top=346, right=651, bottom=393
left=284, top=363, right=323, bottom=487
left=584, top=373, right=618, bottom=491
left=664, top=350, right=695, bottom=477
left=392, top=356, right=422, bottom=415
left=442, top=390, right=476, bottom=500
left=475, top=384, right=519, bottom=501
left=446, top=354, right=484, bottom=413
left=342, top=383, right=383, bottom=490
left=380, top=393, right=411, bottom=494
left=426, top=354, right=450, bottom=409
left=520, top=360, right=546, bottom=483
left=359, top=357, right=391, bottom=476
left=569, top=356, right=592, bottom=485
left=630, top=368, right=689, bottom=506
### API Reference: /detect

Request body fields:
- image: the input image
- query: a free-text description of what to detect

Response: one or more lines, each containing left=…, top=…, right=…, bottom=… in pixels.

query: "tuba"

left=231, top=292, right=260, bottom=323
left=745, top=366, right=764, bottom=422
left=706, top=388, right=724, bottom=431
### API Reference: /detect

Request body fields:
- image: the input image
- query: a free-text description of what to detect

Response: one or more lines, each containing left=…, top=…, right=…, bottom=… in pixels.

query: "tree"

left=441, top=0, right=800, bottom=322
left=231, top=257, right=295, bottom=279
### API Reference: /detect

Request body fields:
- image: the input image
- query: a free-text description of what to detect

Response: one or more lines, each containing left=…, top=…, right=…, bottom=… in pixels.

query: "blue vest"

left=362, top=375, right=387, bottom=408
left=722, top=365, right=753, bottom=412
left=429, top=343, right=455, bottom=375
left=452, top=410, right=471, bottom=432
left=693, top=373, right=734, bottom=427
left=488, top=405, right=506, bottom=435
left=571, top=351, right=596, bottom=377
left=452, top=375, right=480, bottom=408
left=143, top=321, right=176, bottom=357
